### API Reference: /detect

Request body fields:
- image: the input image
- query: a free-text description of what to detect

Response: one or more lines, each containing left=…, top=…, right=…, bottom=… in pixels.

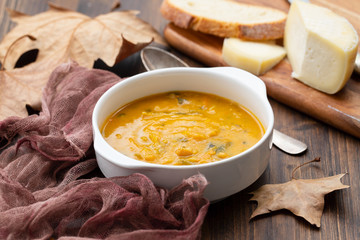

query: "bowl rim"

left=92, top=67, right=274, bottom=170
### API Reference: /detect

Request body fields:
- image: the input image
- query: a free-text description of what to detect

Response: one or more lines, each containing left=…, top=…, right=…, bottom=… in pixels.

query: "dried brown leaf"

left=249, top=173, right=349, bottom=227
left=0, top=57, right=64, bottom=118
left=0, top=3, right=165, bottom=120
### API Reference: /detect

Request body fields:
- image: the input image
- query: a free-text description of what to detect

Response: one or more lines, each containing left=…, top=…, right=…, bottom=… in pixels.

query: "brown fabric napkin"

left=0, top=62, right=209, bottom=240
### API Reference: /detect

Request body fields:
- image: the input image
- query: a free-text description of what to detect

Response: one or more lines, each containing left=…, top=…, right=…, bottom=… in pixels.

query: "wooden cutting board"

left=163, top=1, right=360, bottom=139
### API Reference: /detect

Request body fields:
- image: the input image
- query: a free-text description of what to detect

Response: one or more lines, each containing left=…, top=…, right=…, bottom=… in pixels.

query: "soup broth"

left=101, top=91, right=264, bottom=165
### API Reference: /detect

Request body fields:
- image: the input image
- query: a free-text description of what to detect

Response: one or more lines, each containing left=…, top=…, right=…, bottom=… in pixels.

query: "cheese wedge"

left=222, top=38, right=286, bottom=75
left=284, top=0, right=359, bottom=94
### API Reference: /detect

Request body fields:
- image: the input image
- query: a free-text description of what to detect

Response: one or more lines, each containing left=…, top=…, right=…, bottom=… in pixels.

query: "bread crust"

left=160, top=0, right=286, bottom=40
left=161, top=0, right=195, bottom=29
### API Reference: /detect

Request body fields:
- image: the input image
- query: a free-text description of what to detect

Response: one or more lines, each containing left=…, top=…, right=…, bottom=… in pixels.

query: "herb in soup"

left=101, top=91, right=264, bottom=165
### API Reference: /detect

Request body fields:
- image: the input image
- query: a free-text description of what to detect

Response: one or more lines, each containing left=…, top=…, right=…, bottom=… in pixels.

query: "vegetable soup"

left=101, top=91, right=264, bottom=165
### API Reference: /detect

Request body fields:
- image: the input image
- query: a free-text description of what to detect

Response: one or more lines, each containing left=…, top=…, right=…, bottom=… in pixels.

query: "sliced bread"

left=160, top=0, right=287, bottom=40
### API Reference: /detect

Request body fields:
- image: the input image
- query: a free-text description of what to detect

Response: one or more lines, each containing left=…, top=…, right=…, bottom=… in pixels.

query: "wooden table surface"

left=0, top=0, right=359, bottom=239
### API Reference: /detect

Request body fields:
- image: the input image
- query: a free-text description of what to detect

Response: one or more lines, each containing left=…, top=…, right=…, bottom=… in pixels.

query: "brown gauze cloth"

left=0, top=62, right=209, bottom=240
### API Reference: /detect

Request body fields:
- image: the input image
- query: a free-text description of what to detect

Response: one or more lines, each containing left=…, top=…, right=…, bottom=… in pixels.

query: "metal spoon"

left=140, top=46, right=307, bottom=155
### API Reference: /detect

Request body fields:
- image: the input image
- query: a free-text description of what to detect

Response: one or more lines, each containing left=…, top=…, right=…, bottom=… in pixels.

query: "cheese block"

left=284, top=0, right=359, bottom=94
left=222, top=38, right=286, bottom=75
left=160, top=0, right=287, bottom=40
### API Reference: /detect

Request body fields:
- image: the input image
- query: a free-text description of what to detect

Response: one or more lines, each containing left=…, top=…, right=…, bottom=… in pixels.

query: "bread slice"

left=160, top=0, right=287, bottom=40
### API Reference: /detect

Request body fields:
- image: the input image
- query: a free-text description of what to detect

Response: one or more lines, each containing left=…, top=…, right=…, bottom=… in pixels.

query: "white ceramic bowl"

left=92, top=67, right=274, bottom=202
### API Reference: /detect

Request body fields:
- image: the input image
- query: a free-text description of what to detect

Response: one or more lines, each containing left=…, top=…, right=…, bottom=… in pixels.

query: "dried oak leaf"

left=250, top=159, right=349, bottom=227
left=0, top=3, right=165, bottom=120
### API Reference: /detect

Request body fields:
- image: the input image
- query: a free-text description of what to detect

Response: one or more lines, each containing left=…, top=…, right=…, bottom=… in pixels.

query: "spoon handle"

left=272, top=129, right=307, bottom=154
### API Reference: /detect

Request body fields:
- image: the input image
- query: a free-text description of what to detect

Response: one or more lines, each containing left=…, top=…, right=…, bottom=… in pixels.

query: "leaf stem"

left=1, top=34, right=36, bottom=71
left=111, top=1, right=121, bottom=11
left=291, top=157, right=321, bottom=180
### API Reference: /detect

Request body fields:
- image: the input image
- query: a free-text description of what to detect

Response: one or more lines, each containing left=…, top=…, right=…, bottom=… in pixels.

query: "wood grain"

left=0, top=1, right=359, bottom=240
